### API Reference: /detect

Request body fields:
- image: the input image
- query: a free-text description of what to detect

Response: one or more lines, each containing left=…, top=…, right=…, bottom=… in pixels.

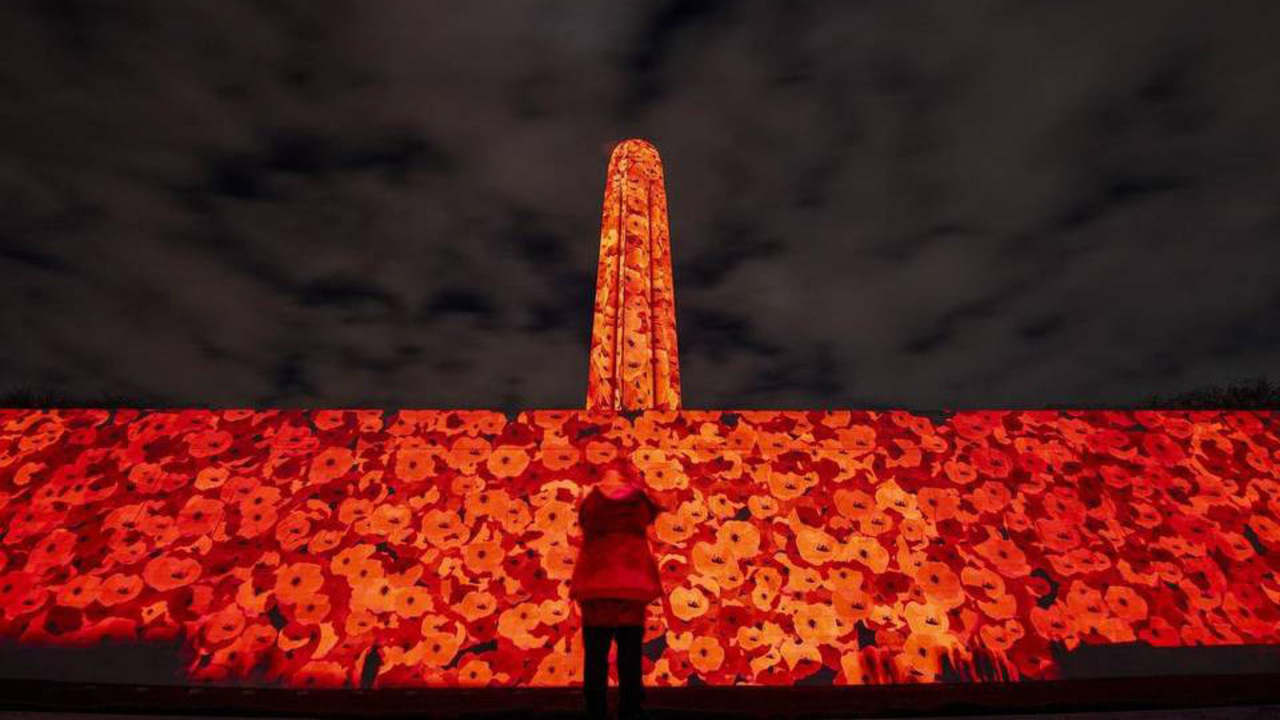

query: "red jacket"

left=569, top=485, right=664, bottom=603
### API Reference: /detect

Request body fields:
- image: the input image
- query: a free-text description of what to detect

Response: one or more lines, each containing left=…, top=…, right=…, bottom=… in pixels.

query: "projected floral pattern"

left=0, top=408, right=1277, bottom=688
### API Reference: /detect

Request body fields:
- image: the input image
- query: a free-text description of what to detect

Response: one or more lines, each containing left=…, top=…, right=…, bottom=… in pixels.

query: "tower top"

left=586, top=139, right=682, bottom=411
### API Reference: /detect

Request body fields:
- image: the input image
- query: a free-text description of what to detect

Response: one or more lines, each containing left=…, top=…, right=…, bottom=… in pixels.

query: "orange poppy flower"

left=903, top=600, right=950, bottom=636
left=640, top=459, right=686, bottom=491
left=104, top=532, right=147, bottom=566
left=967, top=481, right=1011, bottom=514
left=974, top=529, right=1031, bottom=578
left=919, top=431, right=949, bottom=454
left=819, top=449, right=869, bottom=483
left=824, top=564, right=864, bottom=594
left=845, top=536, right=890, bottom=574
left=692, top=539, right=738, bottom=579
left=531, top=649, right=575, bottom=686
left=498, top=602, right=544, bottom=648
left=916, top=486, right=960, bottom=523
left=309, top=447, right=354, bottom=485
left=541, top=544, right=577, bottom=580
left=311, top=410, right=347, bottom=430
left=329, top=543, right=376, bottom=578
left=366, top=503, right=413, bottom=538
left=767, top=469, right=815, bottom=500
left=341, top=608, right=379, bottom=637
left=351, top=574, right=399, bottom=614
left=487, top=446, right=531, bottom=478
left=748, top=564, right=781, bottom=597
left=1042, top=548, right=1082, bottom=577
left=465, top=487, right=510, bottom=520
left=457, top=659, right=493, bottom=687
left=446, top=436, right=492, bottom=471
left=220, top=474, right=259, bottom=502
left=421, top=624, right=466, bottom=666
left=977, top=622, right=1017, bottom=653
left=393, top=586, right=434, bottom=618
left=204, top=605, right=246, bottom=644
left=140, top=513, right=182, bottom=546
left=688, top=635, right=725, bottom=674
left=457, top=590, right=497, bottom=621
left=538, top=445, right=579, bottom=471
left=751, top=431, right=790, bottom=459
left=723, top=422, right=759, bottom=453
left=56, top=573, right=101, bottom=609
left=187, top=429, right=233, bottom=458
left=395, top=449, right=437, bottom=482
left=748, top=578, right=780, bottom=612
left=656, top=510, right=696, bottom=545
left=900, top=516, right=932, bottom=545
left=499, top=498, right=533, bottom=535
left=271, top=562, right=325, bottom=606
left=177, top=496, right=224, bottom=537
left=832, top=585, right=873, bottom=621
left=707, top=493, right=741, bottom=519
left=880, top=438, right=921, bottom=471
left=236, top=504, right=277, bottom=539
left=748, top=494, right=779, bottom=519
left=795, top=524, right=841, bottom=566
left=915, top=562, right=962, bottom=605
left=832, top=423, right=876, bottom=455
left=792, top=602, right=840, bottom=645
left=421, top=509, right=468, bottom=549
left=857, top=509, right=895, bottom=536
left=533, top=499, right=574, bottom=536
left=583, top=440, right=617, bottom=464
left=733, top=624, right=765, bottom=652
left=25, top=528, right=76, bottom=571
left=142, top=555, right=201, bottom=592
left=295, top=660, right=347, bottom=688
left=777, top=557, right=823, bottom=596
left=716, top=520, right=761, bottom=558
left=960, top=566, right=1006, bottom=598
left=1216, top=531, right=1255, bottom=562
left=194, top=466, right=230, bottom=491
left=464, top=540, right=505, bottom=576
left=819, top=411, right=853, bottom=429
left=294, top=593, right=332, bottom=624
left=529, top=410, right=572, bottom=432
left=539, top=598, right=571, bottom=626
left=943, top=459, right=978, bottom=485
left=900, top=632, right=949, bottom=680
left=670, top=585, right=709, bottom=622
left=779, top=634, right=822, bottom=672
left=274, top=511, right=312, bottom=552
left=834, top=488, right=875, bottom=519
left=1096, top=615, right=1137, bottom=643
left=1035, top=516, right=1083, bottom=553
left=299, top=527, right=341, bottom=555
left=1064, top=581, right=1107, bottom=622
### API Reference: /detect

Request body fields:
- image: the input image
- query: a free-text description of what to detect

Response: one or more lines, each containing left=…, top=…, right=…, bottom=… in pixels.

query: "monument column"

left=586, top=139, right=682, bottom=411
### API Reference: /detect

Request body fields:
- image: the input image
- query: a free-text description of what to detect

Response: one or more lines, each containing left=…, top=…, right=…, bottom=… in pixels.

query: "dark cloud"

left=2, top=0, right=1279, bottom=410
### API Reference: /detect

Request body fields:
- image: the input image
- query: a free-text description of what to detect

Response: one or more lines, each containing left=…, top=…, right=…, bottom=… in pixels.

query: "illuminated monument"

left=587, top=139, right=682, bottom=412
left=0, top=140, right=1277, bottom=694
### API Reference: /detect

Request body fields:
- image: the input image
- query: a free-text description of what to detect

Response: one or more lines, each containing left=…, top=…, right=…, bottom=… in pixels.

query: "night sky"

left=3, top=0, right=1279, bottom=411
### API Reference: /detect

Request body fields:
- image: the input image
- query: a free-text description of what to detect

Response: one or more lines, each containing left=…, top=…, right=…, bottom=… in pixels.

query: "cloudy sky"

left=2, top=0, right=1278, bottom=411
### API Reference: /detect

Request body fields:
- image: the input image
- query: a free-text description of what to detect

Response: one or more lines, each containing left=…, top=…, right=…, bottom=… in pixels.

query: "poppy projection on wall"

left=0, top=141, right=1278, bottom=689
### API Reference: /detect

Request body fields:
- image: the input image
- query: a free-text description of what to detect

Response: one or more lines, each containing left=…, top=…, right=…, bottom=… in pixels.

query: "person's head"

left=597, top=461, right=640, bottom=487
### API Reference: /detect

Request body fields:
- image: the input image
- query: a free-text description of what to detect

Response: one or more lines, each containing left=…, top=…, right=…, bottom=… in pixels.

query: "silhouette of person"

left=570, top=462, right=665, bottom=720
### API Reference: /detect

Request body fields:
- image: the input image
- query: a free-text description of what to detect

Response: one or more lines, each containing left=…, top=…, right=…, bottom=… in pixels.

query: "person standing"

left=569, top=462, right=665, bottom=720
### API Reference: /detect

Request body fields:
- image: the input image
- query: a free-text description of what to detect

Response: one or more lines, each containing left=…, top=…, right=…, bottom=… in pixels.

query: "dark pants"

left=582, top=624, right=645, bottom=718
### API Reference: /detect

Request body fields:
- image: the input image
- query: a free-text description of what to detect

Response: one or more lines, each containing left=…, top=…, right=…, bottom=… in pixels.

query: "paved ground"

left=2, top=707, right=1280, bottom=720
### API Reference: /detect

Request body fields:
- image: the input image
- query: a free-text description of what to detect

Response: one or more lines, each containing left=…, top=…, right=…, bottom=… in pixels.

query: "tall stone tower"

left=586, top=139, right=682, bottom=411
